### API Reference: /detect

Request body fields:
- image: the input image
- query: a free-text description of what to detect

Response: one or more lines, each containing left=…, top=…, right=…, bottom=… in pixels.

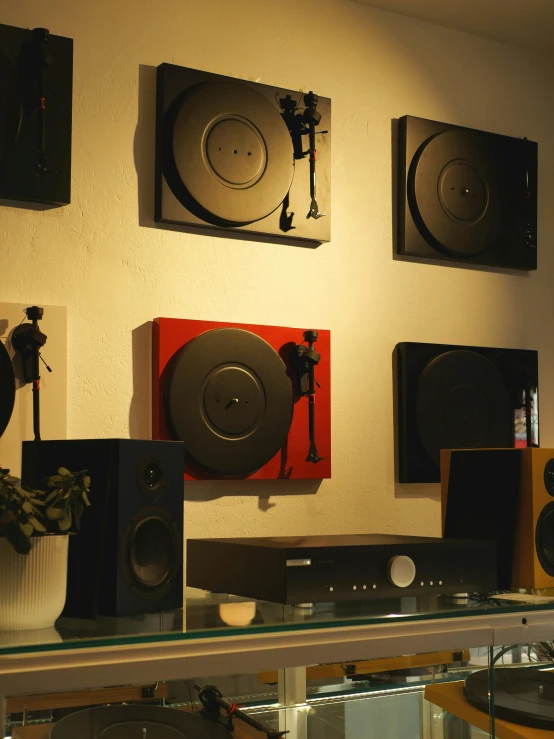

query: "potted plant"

left=0, top=466, right=90, bottom=631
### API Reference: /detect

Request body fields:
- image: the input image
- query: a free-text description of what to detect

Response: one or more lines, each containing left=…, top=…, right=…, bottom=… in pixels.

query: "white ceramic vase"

left=0, top=535, right=68, bottom=631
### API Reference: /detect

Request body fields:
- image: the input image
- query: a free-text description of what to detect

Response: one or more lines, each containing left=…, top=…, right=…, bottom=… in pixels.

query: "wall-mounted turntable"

left=397, top=115, right=537, bottom=270
left=155, top=64, right=331, bottom=244
left=0, top=24, right=72, bottom=206
left=396, top=341, right=539, bottom=483
left=153, top=318, right=331, bottom=480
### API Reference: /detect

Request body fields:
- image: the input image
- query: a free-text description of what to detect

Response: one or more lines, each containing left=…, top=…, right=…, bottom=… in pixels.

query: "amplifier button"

left=387, top=555, right=416, bottom=588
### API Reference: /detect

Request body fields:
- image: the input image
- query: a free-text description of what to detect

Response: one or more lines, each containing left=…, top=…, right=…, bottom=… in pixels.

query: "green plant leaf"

left=58, top=510, right=72, bottom=531
left=45, top=507, right=63, bottom=520
left=0, top=465, right=91, bottom=553
left=28, top=516, right=47, bottom=533
left=7, top=521, right=31, bottom=555
left=19, top=521, right=33, bottom=538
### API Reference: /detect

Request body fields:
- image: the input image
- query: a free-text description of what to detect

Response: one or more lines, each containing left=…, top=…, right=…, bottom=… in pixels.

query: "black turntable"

left=396, top=341, right=539, bottom=483
left=49, top=687, right=286, bottom=739
left=153, top=318, right=332, bottom=480
left=397, top=115, right=537, bottom=270
left=0, top=24, right=73, bottom=206
left=155, top=64, right=331, bottom=244
left=465, top=667, right=554, bottom=730
left=50, top=705, right=230, bottom=739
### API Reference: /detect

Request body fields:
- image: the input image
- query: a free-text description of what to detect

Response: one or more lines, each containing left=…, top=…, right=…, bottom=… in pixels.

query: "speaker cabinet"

left=22, top=439, right=184, bottom=617
left=441, top=448, right=554, bottom=590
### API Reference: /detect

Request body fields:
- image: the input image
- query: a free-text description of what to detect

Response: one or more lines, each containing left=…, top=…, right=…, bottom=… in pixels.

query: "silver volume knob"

left=387, top=555, right=416, bottom=588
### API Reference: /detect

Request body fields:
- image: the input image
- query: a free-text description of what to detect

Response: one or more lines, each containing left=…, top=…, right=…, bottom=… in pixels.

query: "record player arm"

left=196, top=684, right=289, bottom=739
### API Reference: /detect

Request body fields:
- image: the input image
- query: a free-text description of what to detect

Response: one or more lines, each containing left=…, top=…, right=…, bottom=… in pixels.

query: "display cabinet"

left=2, top=590, right=554, bottom=738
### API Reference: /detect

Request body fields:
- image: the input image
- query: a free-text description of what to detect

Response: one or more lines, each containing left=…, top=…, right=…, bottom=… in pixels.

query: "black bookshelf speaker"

left=442, top=448, right=554, bottom=591
left=22, top=439, right=184, bottom=618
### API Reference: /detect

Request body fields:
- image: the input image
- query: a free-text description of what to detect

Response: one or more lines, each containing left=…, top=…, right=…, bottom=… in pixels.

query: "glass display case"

left=2, top=589, right=554, bottom=738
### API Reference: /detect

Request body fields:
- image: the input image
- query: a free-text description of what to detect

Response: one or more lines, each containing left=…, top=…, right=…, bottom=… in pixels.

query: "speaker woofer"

left=536, top=501, right=554, bottom=576
left=122, top=507, right=180, bottom=599
left=544, top=459, right=554, bottom=497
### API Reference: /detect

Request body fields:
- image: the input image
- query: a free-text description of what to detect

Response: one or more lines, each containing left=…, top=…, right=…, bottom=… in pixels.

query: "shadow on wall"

left=134, top=64, right=157, bottom=230
left=391, top=344, right=440, bottom=501
left=129, top=322, right=152, bottom=439
left=185, top=479, right=322, bottom=512
left=132, top=64, right=316, bottom=249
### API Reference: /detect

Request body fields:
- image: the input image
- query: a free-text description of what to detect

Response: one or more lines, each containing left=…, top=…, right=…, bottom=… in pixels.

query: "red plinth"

left=153, top=317, right=331, bottom=480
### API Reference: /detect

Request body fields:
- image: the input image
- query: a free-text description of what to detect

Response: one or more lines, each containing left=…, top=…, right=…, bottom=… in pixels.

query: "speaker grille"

left=536, top=501, right=554, bottom=576
left=122, top=507, right=180, bottom=599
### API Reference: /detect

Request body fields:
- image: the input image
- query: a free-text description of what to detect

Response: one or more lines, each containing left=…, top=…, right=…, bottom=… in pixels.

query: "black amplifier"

left=186, top=534, right=497, bottom=604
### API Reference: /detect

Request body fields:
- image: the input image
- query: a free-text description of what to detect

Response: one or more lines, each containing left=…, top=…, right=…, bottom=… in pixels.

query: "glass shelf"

left=0, top=590, right=553, bottom=657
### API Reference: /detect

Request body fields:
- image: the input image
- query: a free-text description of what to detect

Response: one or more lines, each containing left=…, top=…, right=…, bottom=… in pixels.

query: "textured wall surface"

left=2, top=0, right=554, bottom=541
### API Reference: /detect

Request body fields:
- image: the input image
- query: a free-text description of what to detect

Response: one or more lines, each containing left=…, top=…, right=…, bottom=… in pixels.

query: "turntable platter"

left=465, top=667, right=554, bottom=729
left=166, top=327, right=293, bottom=476
left=101, top=721, right=184, bottom=738
left=409, top=130, right=502, bottom=256
left=167, top=80, right=294, bottom=225
left=417, top=349, right=512, bottom=466
left=50, top=705, right=232, bottom=739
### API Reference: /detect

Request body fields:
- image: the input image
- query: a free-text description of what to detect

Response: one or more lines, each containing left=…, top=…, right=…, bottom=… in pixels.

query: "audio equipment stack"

left=22, top=439, right=185, bottom=617
left=187, top=535, right=497, bottom=604
left=442, top=447, right=554, bottom=590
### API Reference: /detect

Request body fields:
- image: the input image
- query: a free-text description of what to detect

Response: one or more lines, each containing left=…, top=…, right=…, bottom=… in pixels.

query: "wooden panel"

left=259, top=649, right=470, bottom=683
left=13, top=725, right=52, bottom=739
left=425, top=680, right=553, bottom=739
left=0, top=303, right=67, bottom=476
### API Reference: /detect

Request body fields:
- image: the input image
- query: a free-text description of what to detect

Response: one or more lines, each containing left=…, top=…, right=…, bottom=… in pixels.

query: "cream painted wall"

left=1, top=0, right=554, bottom=541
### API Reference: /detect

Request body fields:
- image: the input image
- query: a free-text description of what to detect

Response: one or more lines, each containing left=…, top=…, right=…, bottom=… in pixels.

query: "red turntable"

left=153, top=318, right=331, bottom=480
